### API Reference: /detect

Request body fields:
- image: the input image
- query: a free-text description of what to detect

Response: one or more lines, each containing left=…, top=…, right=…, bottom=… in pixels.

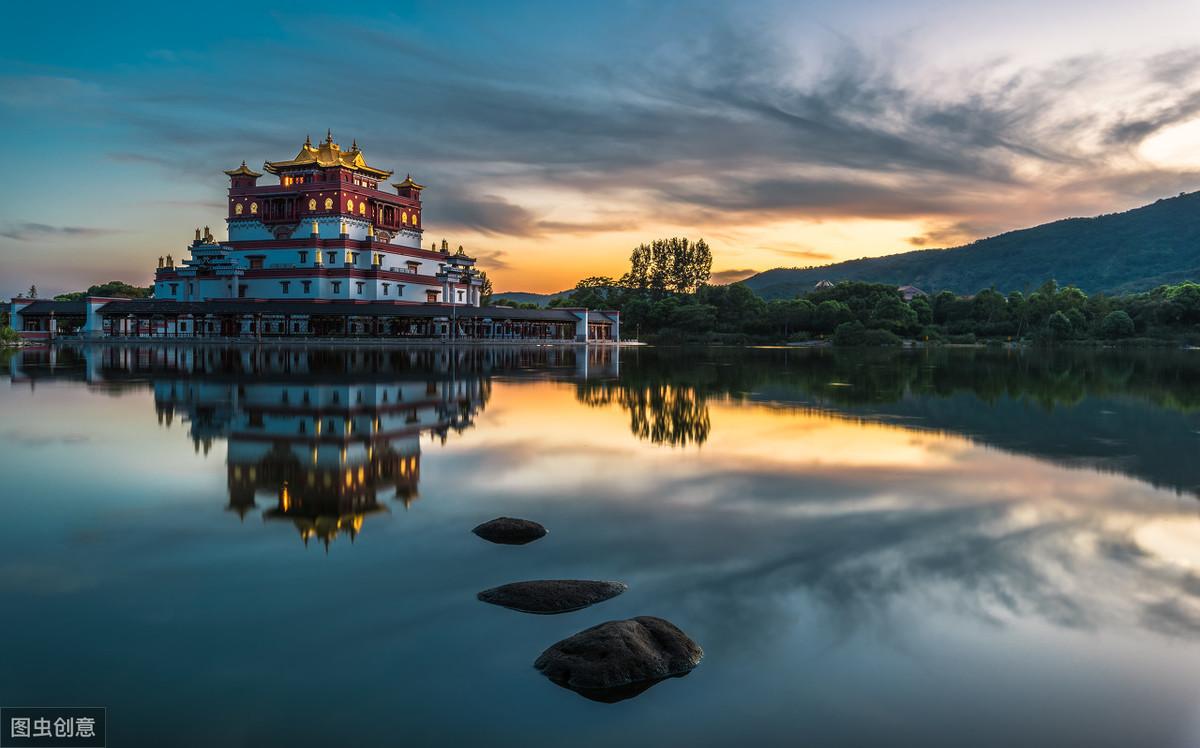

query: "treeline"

left=543, top=238, right=1200, bottom=345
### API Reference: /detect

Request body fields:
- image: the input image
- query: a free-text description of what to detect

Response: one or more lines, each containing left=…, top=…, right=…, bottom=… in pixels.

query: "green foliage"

left=1099, top=310, right=1135, bottom=339
left=478, top=272, right=494, bottom=306
left=0, top=325, right=18, bottom=345
left=553, top=231, right=1200, bottom=345
left=54, top=281, right=152, bottom=301
left=833, top=321, right=902, bottom=346
left=626, top=238, right=712, bottom=295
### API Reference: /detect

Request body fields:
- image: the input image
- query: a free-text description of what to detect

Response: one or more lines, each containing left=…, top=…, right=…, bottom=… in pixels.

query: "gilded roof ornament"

left=393, top=174, right=425, bottom=191
left=263, top=133, right=392, bottom=177
left=223, top=160, right=263, bottom=177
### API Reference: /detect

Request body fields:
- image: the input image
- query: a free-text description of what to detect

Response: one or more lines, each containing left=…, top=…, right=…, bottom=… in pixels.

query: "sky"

left=4, top=0, right=1200, bottom=296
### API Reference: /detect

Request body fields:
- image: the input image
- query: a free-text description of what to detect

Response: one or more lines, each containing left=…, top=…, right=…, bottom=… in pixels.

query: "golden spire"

left=305, top=133, right=312, bottom=146
left=351, top=138, right=358, bottom=151
left=223, top=161, right=262, bottom=177
left=326, top=128, right=333, bottom=143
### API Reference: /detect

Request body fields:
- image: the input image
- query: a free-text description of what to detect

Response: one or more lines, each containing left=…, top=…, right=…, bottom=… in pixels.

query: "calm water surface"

left=3, top=344, right=1200, bottom=747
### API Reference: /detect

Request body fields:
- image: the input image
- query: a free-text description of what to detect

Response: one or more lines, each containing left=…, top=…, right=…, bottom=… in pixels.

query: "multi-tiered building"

left=156, top=132, right=485, bottom=307
left=8, top=134, right=620, bottom=343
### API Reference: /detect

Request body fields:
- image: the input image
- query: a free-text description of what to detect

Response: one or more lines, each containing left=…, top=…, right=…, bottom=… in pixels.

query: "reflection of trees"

left=578, top=381, right=710, bottom=447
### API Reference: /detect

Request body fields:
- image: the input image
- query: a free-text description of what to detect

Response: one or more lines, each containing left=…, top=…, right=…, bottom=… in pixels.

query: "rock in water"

left=471, top=517, right=547, bottom=545
left=478, top=580, right=627, bottom=614
left=534, top=616, right=703, bottom=697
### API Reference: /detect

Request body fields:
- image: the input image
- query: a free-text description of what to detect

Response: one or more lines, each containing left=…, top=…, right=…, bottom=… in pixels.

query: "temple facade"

left=8, top=134, right=619, bottom=343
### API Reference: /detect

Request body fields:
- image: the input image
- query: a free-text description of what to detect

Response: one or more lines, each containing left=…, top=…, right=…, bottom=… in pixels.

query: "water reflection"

left=5, top=344, right=1200, bottom=745
left=581, top=346, right=1200, bottom=496
left=9, top=344, right=618, bottom=548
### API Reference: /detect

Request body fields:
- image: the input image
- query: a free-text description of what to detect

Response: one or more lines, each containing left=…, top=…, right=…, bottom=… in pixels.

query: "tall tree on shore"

left=626, top=238, right=712, bottom=295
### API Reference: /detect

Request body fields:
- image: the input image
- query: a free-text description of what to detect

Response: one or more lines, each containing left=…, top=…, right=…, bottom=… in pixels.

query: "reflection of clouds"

left=0, top=562, right=93, bottom=595
left=0, top=429, right=91, bottom=446
left=443, top=396, right=1200, bottom=655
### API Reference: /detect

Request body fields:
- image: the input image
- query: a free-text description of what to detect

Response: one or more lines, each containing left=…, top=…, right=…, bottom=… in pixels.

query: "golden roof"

left=393, top=174, right=425, bottom=191
left=263, top=132, right=393, bottom=178
left=224, top=160, right=263, bottom=177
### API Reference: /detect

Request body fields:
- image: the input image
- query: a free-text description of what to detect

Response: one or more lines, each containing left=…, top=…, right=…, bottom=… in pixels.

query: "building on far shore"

left=8, top=133, right=618, bottom=344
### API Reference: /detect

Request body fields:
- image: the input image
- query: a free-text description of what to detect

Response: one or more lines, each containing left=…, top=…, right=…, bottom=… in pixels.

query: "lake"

left=2, top=343, right=1200, bottom=747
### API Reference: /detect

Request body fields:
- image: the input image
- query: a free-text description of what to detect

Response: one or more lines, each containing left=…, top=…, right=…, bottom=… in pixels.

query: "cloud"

left=710, top=268, right=760, bottom=284
left=0, top=223, right=123, bottom=242
left=426, top=189, right=543, bottom=238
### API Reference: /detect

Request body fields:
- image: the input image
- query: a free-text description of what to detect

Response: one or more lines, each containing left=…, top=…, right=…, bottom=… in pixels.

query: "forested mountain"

left=744, top=191, right=1200, bottom=299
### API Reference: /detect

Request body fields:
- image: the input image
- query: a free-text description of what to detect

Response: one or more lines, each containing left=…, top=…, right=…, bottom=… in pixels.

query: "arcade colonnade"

left=9, top=299, right=619, bottom=343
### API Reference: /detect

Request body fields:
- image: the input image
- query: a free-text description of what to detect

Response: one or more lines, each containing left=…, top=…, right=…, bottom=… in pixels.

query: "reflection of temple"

left=157, top=372, right=486, bottom=548
left=8, top=344, right=618, bottom=548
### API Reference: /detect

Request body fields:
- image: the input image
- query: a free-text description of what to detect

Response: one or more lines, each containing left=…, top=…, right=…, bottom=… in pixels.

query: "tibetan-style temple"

left=8, top=134, right=619, bottom=343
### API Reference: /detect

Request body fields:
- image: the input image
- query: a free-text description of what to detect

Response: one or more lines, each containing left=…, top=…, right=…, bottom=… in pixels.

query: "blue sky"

left=4, top=0, right=1200, bottom=294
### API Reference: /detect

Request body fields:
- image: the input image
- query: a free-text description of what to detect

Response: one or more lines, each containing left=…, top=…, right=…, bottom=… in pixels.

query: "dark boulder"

left=478, top=580, right=627, bottom=614
left=534, top=616, right=703, bottom=699
left=471, top=517, right=547, bottom=545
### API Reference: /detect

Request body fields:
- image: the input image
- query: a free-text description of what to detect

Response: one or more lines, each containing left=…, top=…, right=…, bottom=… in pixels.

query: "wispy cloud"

left=711, top=268, right=760, bottom=284
left=0, top=223, right=123, bottom=242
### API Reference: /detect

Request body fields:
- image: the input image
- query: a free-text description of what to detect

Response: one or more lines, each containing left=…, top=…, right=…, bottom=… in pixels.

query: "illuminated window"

left=347, top=198, right=354, bottom=211
left=411, top=213, right=418, bottom=226
left=324, top=197, right=333, bottom=210
left=250, top=202, right=258, bottom=214
left=359, top=202, right=366, bottom=215
left=235, top=203, right=244, bottom=215
left=308, top=198, right=316, bottom=210
left=402, top=212, right=408, bottom=224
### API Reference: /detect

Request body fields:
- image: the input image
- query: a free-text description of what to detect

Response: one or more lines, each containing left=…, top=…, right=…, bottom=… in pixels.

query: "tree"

left=871, top=294, right=918, bottom=334
left=1046, top=310, right=1073, bottom=340
left=814, top=300, right=852, bottom=333
left=478, top=272, right=494, bottom=305
left=1099, top=310, right=1135, bottom=339
left=27, top=285, right=37, bottom=299
left=627, top=238, right=712, bottom=295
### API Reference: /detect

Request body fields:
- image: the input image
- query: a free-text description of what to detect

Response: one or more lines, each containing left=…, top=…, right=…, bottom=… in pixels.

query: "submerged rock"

left=478, top=580, right=627, bottom=614
left=471, top=517, right=547, bottom=545
left=534, top=616, right=703, bottom=696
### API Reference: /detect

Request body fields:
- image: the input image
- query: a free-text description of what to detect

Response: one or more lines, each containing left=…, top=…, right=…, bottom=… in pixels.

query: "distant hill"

left=491, top=290, right=571, bottom=307
left=743, top=191, right=1200, bottom=299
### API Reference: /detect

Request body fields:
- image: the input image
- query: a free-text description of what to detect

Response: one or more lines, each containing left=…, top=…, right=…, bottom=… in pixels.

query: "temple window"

left=298, top=251, right=308, bottom=264
left=382, top=283, right=390, bottom=295
left=331, top=281, right=341, bottom=293
left=402, top=212, right=408, bottom=224
left=280, top=281, right=290, bottom=294
left=308, top=199, right=316, bottom=210
left=169, top=283, right=178, bottom=295
left=406, top=261, right=419, bottom=273
left=239, top=285, right=247, bottom=297
left=302, top=281, right=311, bottom=293
left=327, top=251, right=337, bottom=264
left=249, top=256, right=264, bottom=270
left=427, top=290, right=438, bottom=302
left=359, top=202, right=366, bottom=215
left=250, top=202, right=258, bottom=214
left=235, top=203, right=244, bottom=215
left=356, top=281, right=365, bottom=294
left=324, top=198, right=333, bottom=210
left=347, top=198, right=354, bottom=211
